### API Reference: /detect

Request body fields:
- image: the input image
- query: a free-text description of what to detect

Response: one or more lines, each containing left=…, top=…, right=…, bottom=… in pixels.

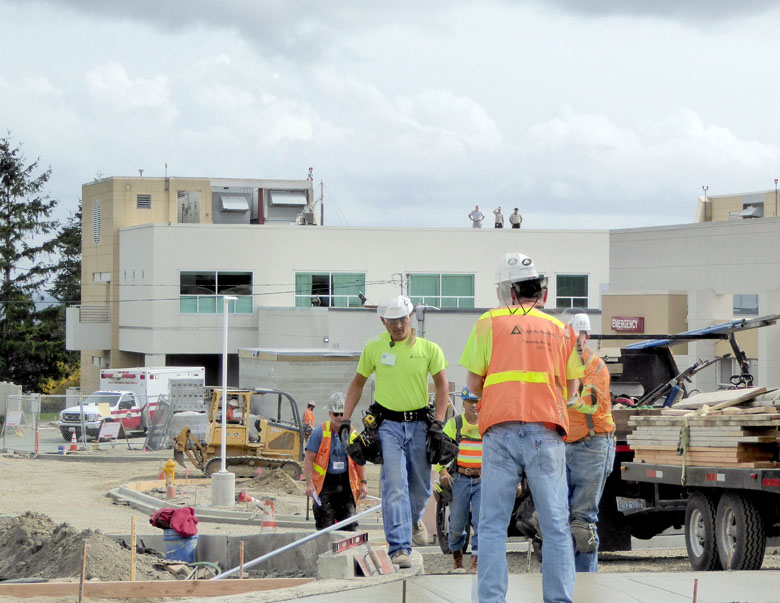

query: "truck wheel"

left=61, top=430, right=74, bottom=442
left=716, top=492, right=766, bottom=570
left=685, top=492, right=721, bottom=571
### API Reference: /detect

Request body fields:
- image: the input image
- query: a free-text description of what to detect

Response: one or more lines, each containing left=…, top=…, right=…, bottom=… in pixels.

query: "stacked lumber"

left=627, top=409, right=780, bottom=468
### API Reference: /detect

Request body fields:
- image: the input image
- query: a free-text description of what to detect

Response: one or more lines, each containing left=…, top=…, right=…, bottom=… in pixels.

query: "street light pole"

left=774, top=179, right=777, bottom=217
left=212, top=294, right=238, bottom=508
left=702, top=185, right=708, bottom=205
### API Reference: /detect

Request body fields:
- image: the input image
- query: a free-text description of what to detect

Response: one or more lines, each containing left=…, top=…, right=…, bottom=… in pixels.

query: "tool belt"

left=456, top=466, right=481, bottom=478
left=375, top=403, right=431, bottom=423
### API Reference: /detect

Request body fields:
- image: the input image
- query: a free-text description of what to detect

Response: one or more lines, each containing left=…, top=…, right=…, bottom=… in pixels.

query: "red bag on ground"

left=149, top=506, right=199, bottom=537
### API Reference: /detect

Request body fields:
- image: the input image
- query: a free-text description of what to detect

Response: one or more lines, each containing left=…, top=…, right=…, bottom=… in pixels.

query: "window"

left=408, top=273, right=475, bottom=308
left=180, top=271, right=253, bottom=313
left=137, top=194, right=152, bottom=209
left=734, top=294, right=758, bottom=315
left=92, top=272, right=111, bottom=282
left=295, top=272, right=365, bottom=307
left=556, top=274, right=588, bottom=309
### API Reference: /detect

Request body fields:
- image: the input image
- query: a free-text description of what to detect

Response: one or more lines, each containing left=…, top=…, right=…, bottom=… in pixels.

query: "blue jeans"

left=378, top=420, right=431, bottom=555
left=565, top=435, right=616, bottom=572
left=479, top=422, right=574, bottom=603
left=448, top=471, right=481, bottom=554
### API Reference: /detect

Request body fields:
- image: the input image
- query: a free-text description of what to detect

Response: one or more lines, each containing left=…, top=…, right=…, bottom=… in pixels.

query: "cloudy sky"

left=3, top=0, right=780, bottom=229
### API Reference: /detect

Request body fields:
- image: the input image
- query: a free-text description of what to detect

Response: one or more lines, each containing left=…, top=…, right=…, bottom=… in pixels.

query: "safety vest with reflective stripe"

left=312, top=421, right=361, bottom=504
left=567, top=348, right=615, bottom=442
left=478, top=307, right=582, bottom=437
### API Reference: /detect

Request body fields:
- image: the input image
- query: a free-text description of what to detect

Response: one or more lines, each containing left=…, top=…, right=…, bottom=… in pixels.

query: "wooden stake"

left=239, top=541, right=245, bottom=579
left=402, top=579, right=407, bottom=602
left=78, top=542, right=87, bottom=603
left=692, top=577, right=698, bottom=602
left=130, top=516, right=137, bottom=581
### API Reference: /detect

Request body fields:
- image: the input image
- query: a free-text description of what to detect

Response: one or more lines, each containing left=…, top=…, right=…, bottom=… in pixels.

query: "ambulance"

left=57, top=367, right=205, bottom=441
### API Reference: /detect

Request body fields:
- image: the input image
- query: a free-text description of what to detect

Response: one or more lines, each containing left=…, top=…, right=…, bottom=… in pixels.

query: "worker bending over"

left=436, top=386, right=482, bottom=573
left=341, top=295, right=450, bottom=569
left=565, top=313, right=616, bottom=572
left=304, top=393, right=367, bottom=530
left=460, top=252, right=583, bottom=603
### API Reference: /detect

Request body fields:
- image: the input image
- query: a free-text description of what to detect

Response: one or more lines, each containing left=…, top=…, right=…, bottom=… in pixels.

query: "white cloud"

left=84, top=62, right=177, bottom=119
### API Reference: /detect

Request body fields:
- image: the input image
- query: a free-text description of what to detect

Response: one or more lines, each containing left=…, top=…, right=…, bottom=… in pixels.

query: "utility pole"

left=774, top=179, right=778, bottom=217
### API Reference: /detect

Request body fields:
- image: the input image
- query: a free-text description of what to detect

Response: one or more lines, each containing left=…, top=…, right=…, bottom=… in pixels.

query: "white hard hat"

left=326, top=392, right=346, bottom=413
left=568, top=313, right=591, bottom=334
left=377, top=295, right=413, bottom=319
left=495, top=252, right=543, bottom=306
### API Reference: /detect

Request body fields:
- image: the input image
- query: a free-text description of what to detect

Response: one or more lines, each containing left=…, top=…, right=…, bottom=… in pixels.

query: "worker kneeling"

left=304, top=393, right=368, bottom=530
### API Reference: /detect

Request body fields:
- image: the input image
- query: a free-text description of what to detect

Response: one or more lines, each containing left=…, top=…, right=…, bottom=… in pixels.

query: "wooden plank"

left=672, top=387, right=766, bottom=410
left=0, top=578, right=315, bottom=599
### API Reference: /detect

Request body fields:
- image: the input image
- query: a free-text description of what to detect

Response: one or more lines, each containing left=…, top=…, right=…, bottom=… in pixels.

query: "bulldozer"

left=172, top=387, right=305, bottom=478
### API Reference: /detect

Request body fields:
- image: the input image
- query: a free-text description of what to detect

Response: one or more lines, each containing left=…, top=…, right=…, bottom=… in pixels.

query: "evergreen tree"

left=0, top=134, right=60, bottom=391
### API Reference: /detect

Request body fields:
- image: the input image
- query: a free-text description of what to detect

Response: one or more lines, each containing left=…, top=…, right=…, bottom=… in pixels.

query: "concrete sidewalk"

left=281, top=571, right=780, bottom=603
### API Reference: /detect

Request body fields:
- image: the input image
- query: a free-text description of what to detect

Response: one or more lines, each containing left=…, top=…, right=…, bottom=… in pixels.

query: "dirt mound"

left=0, top=512, right=173, bottom=582
left=243, top=468, right=305, bottom=495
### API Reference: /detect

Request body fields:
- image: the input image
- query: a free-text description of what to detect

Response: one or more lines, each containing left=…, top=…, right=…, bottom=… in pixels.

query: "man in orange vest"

left=565, top=313, right=616, bottom=573
left=460, top=252, right=583, bottom=603
left=436, top=386, right=482, bottom=573
left=304, top=393, right=367, bottom=530
left=303, top=402, right=316, bottom=439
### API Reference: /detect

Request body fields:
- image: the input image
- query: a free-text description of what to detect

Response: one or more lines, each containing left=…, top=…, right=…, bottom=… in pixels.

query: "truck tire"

left=684, top=492, right=721, bottom=571
left=715, top=492, right=766, bottom=570
left=61, top=429, right=75, bottom=442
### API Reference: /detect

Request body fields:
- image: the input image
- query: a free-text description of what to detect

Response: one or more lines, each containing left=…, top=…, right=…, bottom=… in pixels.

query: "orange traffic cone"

left=261, top=498, right=277, bottom=529
left=237, top=490, right=264, bottom=510
left=69, top=431, right=79, bottom=452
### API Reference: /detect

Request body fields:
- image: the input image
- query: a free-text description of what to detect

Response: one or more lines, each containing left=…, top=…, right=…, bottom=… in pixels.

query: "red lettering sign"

left=611, top=316, right=644, bottom=332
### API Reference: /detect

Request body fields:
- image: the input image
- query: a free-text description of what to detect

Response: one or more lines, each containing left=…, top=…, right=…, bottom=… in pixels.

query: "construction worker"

left=565, top=313, right=616, bottom=572
left=460, top=252, right=583, bottom=603
left=304, top=393, right=368, bottom=530
left=303, top=401, right=316, bottom=439
left=340, top=295, right=450, bottom=569
left=436, top=386, right=482, bottom=573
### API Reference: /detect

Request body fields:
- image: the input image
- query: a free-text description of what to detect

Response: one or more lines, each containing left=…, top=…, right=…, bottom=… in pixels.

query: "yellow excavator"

left=173, top=387, right=305, bottom=478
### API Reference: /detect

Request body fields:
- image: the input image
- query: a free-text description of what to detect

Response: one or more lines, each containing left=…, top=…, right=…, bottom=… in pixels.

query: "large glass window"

left=180, top=271, right=253, bottom=313
left=295, top=272, right=365, bottom=307
left=408, top=273, right=475, bottom=308
left=556, top=274, right=588, bottom=309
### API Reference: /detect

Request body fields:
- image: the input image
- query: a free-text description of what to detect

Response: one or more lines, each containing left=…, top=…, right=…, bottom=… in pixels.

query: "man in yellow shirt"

left=341, top=295, right=449, bottom=569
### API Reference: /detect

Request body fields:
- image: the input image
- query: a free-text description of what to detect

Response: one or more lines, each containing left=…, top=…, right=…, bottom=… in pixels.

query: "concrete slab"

left=224, top=570, right=780, bottom=603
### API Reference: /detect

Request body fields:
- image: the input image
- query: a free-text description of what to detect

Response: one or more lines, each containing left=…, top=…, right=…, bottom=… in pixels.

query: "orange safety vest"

left=567, top=348, right=615, bottom=442
left=311, top=421, right=361, bottom=504
left=480, top=307, right=579, bottom=436
left=303, top=408, right=315, bottom=428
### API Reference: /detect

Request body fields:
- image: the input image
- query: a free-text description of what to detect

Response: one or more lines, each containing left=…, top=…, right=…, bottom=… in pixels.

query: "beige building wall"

left=601, top=292, right=688, bottom=352
left=696, top=189, right=779, bottom=223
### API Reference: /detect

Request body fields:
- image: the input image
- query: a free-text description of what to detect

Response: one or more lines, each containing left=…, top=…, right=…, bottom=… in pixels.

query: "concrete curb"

left=108, top=485, right=384, bottom=528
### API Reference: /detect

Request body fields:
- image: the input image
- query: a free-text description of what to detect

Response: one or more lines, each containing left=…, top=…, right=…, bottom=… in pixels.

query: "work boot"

left=412, top=521, right=428, bottom=546
left=468, top=555, right=478, bottom=574
left=452, top=549, right=465, bottom=572
left=391, top=550, right=412, bottom=569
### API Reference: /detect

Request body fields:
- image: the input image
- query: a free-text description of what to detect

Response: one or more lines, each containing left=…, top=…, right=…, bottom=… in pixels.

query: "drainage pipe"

left=211, top=502, right=383, bottom=580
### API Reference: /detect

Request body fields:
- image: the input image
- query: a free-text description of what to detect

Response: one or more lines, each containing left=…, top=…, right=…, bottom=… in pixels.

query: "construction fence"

left=1, top=390, right=81, bottom=455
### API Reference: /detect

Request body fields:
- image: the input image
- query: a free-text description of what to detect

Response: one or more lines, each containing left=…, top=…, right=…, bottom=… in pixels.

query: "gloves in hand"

left=338, top=419, right=352, bottom=445
left=427, top=421, right=458, bottom=465
left=439, top=469, right=452, bottom=489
